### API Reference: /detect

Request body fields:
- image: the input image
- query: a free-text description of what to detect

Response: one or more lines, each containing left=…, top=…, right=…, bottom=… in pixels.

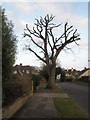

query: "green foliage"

left=1, top=7, right=17, bottom=83
left=40, top=66, right=49, bottom=82
left=2, top=82, right=23, bottom=107
left=55, top=67, right=62, bottom=75
left=53, top=87, right=65, bottom=93
left=60, top=71, right=66, bottom=82
left=66, top=76, right=72, bottom=82
left=32, top=74, right=41, bottom=92
left=55, top=67, right=62, bottom=80
left=1, top=7, right=17, bottom=107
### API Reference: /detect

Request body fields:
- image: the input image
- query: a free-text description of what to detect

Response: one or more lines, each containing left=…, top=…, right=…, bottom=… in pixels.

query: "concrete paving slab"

left=45, top=98, right=57, bottom=111
left=13, top=94, right=57, bottom=118
left=35, top=93, right=69, bottom=98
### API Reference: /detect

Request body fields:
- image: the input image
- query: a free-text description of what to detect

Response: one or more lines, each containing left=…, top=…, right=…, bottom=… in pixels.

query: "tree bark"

left=46, top=63, right=56, bottom=89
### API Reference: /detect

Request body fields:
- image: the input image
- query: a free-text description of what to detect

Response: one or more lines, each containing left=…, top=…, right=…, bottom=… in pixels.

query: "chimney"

left=20, top=63, right=22, bottom=66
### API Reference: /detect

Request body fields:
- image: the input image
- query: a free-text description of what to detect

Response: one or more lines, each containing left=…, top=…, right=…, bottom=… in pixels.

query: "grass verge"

left=53, top=86, right=65, bottom=93
left=53, top=97, right=88, bottom=118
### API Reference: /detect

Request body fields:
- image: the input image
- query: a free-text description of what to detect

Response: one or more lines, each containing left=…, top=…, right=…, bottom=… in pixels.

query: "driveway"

left=57, top=82, right=88, bottom=113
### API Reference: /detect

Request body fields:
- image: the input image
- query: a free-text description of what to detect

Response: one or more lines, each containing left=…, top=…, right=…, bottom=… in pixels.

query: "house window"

left=26, top=70, right=29, bottom=74
left=13, top=70, right=17, bottom=74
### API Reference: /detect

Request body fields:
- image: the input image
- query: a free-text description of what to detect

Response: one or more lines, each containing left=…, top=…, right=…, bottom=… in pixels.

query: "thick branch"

left=47, top=23, right=62, bottom=30
left=28, top=47, right=46, bottom=63
left=55, top=23, right=73, bottom=44
left=44, top=22, right=49, bottom=64
left=47, top=35, right=54, bottom=59
left=24, top=33, right=45, bottom=53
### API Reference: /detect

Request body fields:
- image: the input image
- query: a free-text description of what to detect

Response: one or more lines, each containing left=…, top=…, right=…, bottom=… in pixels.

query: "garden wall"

left=2, top=90, right=33, bottom=119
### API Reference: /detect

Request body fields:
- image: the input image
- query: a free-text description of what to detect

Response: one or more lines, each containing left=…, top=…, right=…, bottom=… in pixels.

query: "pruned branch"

left=54, top=23, right=80, bottom=61
left=65, top=46, right=75, bottom=55
left=28, top=47, right=46, bottom=63
left=47, top=23, right=62, bottom=30
left=24, top=33, right=45, bottom=53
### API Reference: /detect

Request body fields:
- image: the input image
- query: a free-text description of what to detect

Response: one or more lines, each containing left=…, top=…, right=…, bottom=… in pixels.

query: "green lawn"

left=53, top=97, right=88, bottom=118
left=53, top=86, right=65, bottom=93
left=38, top=84, right=46, bottom=89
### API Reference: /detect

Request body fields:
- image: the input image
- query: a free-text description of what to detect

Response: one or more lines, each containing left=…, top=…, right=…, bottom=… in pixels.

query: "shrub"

left=79, top=76, right=89, bottom=82
left=2, top=82, right=23, bottom=107
left=60, top=72, right=66, bottom=82
left=32, top=74, right=41, bottom=92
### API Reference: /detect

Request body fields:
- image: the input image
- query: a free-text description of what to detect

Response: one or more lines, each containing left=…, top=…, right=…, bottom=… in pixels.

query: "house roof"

left=13, top=64, right=39, bottom=75
left=79, top=68, right=90, bottom=78
left=13, top=64, right=32, bottom=71
left=64, top=69, right=80, bottom=76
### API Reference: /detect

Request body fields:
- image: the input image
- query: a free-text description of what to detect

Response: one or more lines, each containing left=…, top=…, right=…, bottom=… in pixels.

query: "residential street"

left=57, top=82, right=88, bottom=113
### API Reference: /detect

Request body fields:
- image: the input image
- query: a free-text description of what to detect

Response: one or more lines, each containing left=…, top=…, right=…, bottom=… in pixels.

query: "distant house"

left=30, top=66, right=40, bottom=75
left=64, top=68, right=80, bottom=81
left=13, top=63, right=40, bottom=76
left=13, top=63, right=35, bottom=92
left=78, top=68, right=90, bottom=82
left=57, top=74, right=61, bottom=81
left=13, top=63, right=32, bottom=77
left=79, top=68, right=90, bottom=77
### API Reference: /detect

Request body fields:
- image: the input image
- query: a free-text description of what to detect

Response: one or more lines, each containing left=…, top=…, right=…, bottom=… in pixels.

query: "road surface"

left=57, top=82, right=88, bottom=114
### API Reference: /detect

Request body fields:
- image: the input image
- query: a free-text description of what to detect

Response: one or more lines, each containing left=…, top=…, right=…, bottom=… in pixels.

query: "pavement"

left=12, top=86, right=69, bottom=118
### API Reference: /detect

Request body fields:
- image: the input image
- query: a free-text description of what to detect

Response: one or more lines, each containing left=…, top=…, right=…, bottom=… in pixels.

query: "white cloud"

left=37, top=2, right=88, bottom=31
left=5, top=9, right=34, bottom=33
left=12, top=2, right=34, bottom=16
left=5, top=10, right=24, bottom=32
left=3, top=2, right=88, bottom=33
left=79, top=40, right=88, bottom=47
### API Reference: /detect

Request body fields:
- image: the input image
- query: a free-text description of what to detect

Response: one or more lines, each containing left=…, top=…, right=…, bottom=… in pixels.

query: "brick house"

left=13, top=63, right=32, bottom=76
left=13, top=63, right=34, bottom=91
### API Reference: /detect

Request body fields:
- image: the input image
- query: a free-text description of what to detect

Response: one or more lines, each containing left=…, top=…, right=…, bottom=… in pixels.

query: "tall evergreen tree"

left=1, top=7, right=17, bottom=83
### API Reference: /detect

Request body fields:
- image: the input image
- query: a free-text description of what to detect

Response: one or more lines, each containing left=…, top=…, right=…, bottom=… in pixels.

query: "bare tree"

left=24, top=14, right=80, bottom=89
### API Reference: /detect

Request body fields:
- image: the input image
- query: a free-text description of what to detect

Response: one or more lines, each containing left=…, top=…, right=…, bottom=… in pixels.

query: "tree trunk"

left=46, top=63, right=56, bottom=89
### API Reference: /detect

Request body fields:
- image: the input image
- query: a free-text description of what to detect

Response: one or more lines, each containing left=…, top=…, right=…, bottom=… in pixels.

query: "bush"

left=66, top=77, right=72, bottom=82
left=79, top=76, right=89, bottom=82
left=3, top=82, right=23, bottom=107
left=32, top=74, right=41, bottom=92
left=60, top=72, right=66, bottom=82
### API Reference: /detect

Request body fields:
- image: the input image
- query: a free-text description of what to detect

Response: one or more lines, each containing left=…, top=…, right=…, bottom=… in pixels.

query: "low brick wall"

left=2, top=90, right=33, bottom=119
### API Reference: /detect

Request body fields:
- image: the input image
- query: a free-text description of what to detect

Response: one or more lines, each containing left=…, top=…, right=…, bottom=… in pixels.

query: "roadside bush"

left=60, top=72, right=66, bottom=82
left=40, top=67, right=49, bottom=82
left=79, top=76, right=89, bottom=82
left=66, top=77, right=72, bottom=82
left=3, top=82, right=23, bottom=107
left=32, top=74, right=41, bottom=92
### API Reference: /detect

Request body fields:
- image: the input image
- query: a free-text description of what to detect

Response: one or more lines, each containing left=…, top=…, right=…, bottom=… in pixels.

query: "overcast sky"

left=1, top=0, right=88, bottom=70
